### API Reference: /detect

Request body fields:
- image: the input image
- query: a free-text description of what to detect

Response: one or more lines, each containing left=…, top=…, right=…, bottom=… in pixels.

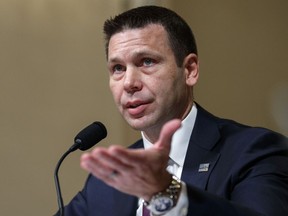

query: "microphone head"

left=74, top=121, right=107, bottom=151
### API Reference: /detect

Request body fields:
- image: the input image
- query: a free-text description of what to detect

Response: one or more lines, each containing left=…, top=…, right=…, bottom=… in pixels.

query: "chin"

left=125, top=117, right=150, bottom=131
left=127, top=121, right=146, bottom=131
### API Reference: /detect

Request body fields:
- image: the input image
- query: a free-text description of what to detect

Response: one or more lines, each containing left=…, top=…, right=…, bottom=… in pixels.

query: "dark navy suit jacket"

left=58, top=105, right=288, bottom=216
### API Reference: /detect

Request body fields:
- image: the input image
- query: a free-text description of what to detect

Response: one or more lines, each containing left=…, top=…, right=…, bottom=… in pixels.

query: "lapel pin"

left=198, top=163, right=210, bottom=172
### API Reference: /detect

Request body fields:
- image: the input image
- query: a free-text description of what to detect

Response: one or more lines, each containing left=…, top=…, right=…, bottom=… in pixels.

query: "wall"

left=0, top=1, right=129, bottom=215
left=172, top=1, right=288, bottom=135
left=0, top=1, right=287, bottom=215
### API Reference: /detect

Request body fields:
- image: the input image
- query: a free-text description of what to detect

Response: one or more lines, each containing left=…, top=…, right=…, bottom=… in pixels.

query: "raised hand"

left=80, top=119, right=182, bottom=200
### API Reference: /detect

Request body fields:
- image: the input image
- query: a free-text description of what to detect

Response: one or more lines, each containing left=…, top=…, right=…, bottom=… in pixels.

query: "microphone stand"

left=53, top=121, right=107, bottom=216
left=54, top=143, right=79, bottom=216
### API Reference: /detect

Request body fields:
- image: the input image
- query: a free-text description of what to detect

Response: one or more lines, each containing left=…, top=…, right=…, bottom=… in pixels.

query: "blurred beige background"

left=0, top=0, right=287, bottom=215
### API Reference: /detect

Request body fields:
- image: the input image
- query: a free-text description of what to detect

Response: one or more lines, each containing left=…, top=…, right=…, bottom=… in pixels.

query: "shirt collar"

left=141, top=103, right=197, bottom=167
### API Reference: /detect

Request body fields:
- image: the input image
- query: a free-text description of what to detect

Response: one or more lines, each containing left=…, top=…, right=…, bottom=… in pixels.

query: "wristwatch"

left=144, top=175, right=182, bottom=215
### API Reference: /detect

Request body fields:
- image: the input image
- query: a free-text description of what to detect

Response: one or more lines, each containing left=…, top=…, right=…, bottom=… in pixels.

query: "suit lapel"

left=110, top=189, right=138, bottom=216
left=181, top=145, right=220, bottom=189
left=181, top=105, right=221, bottom=190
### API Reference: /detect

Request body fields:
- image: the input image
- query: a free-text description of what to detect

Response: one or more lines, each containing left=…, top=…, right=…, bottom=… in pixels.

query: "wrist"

left=144, top=175, right=182, bottom=215
left=143, top=172, right=172, bottom=202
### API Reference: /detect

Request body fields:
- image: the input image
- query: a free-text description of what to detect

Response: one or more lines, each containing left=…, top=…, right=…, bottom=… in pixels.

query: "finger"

left=80, top=153, right=108, bottom=176
left=108, top=145, right=146, bottom=165
left=81, top=149, right=144, bottom=190
left=80, top=153, right=93, bottom=171
left=154, top=119, right=182, bottom=153
left=81, top=147, right=132, bottom=177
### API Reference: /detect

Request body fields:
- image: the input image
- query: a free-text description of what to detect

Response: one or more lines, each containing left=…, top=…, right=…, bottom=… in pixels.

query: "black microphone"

left=54, top=121, right=107, bottom=216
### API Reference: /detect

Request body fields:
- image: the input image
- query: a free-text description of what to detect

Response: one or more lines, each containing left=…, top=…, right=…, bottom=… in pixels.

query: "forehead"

left=107, top=24, right=171, bottom=60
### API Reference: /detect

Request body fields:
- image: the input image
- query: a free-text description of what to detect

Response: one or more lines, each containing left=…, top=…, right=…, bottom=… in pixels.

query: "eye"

left=112, top=64, right=126, bottom=74
left=142, top=58, right=155, bottom=67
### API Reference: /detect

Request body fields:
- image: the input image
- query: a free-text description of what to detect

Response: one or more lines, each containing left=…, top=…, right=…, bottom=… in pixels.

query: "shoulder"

left=194, top=103, right=288, bottom=154
left=196, top=103, right=287, bottom=142
left=128, top=139, right=144, bottom=149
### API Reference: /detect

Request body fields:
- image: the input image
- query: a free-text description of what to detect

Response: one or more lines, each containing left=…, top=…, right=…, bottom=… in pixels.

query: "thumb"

left=154, top=119, right=182, bottom=154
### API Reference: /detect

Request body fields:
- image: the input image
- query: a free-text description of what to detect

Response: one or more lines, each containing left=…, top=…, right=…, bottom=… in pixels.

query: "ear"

left=183, top=53, right=199, bottom=87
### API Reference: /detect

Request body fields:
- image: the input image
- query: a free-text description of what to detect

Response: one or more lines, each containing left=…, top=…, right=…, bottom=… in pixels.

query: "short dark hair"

left=103, top=5, right=198, bottom=66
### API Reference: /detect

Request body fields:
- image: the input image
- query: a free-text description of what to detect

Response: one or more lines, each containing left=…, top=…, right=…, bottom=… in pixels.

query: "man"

left=59, top=5, right=288, bottom=216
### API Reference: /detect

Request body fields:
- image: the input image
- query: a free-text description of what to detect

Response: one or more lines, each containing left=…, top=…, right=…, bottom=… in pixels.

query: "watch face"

left=154, top=197, right=173, bottom=213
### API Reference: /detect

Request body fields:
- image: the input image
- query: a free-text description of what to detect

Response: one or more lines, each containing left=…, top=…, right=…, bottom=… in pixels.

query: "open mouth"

left=125, top=101, right=148, bottom=116
left=129, top=103, right=142, bottom=108
left=126, top=100, right=145, bottom=109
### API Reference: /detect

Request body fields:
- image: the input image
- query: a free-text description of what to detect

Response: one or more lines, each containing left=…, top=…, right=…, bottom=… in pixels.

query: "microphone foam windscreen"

left=74, top=121, right=107, bottom=151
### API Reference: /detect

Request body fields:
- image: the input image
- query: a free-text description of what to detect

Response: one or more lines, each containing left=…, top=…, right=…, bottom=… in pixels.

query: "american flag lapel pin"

left=198, top=163, right=210, bottom=172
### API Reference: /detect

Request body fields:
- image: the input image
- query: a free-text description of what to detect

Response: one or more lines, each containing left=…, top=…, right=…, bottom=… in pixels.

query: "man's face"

left=107, top=24, right=195, bottom=136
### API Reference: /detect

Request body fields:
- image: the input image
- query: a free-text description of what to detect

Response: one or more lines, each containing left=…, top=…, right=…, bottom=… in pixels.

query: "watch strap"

left=144, top=175, right=182, bottom=215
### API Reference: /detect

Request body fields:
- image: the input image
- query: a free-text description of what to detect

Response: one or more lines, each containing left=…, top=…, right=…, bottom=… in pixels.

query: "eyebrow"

left=108, top=50, right=160, bottom=64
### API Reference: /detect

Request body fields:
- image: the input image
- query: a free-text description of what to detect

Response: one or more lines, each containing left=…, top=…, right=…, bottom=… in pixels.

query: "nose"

left=123, top=66, right=142, bottom=93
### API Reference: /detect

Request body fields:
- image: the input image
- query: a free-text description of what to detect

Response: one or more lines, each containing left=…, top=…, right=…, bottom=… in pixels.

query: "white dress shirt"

left=136, top=104, right=197, bottom=216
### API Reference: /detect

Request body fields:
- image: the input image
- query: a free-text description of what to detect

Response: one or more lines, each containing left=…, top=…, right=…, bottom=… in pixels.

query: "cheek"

left=109, top=82, right=121, bottom=103
left=156, top=78, right=183, bottom=104
left=154, top=78, right=174, bottom=96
